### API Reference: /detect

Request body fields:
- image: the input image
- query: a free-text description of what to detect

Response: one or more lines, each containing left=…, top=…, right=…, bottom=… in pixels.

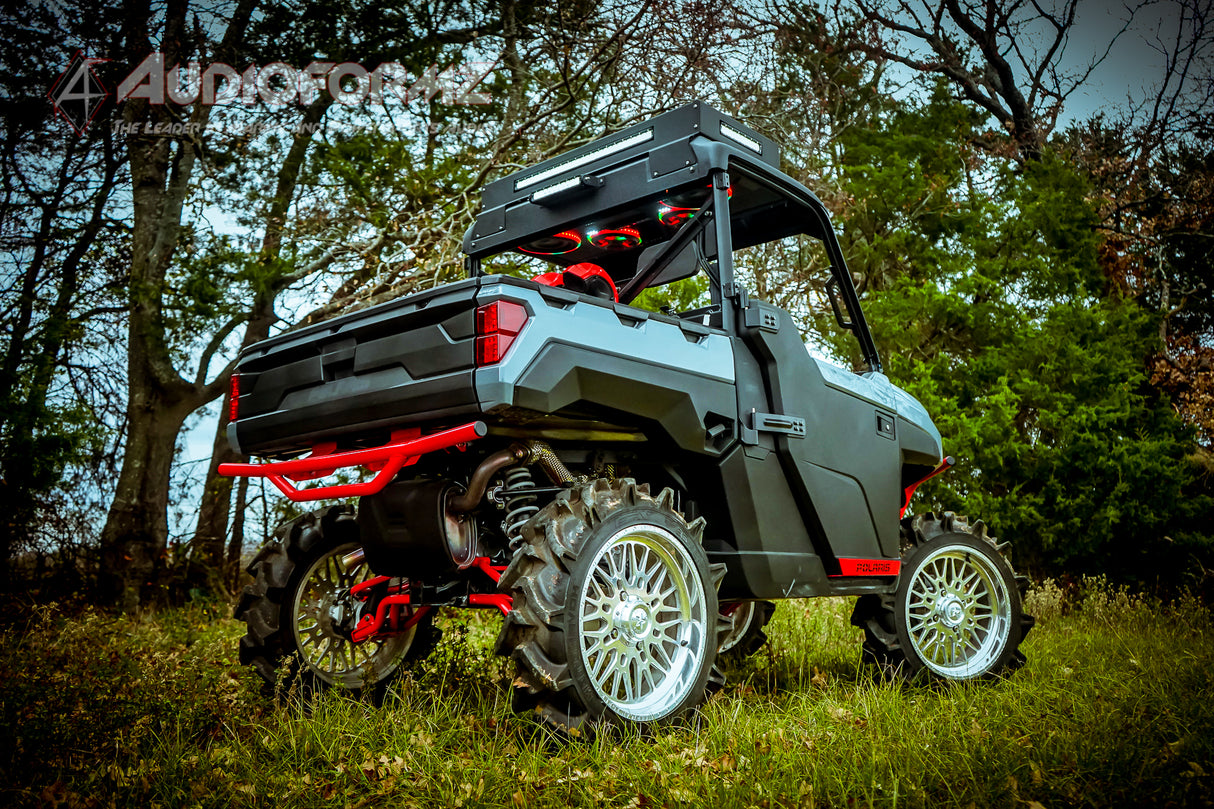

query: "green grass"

left=2, top=581, right=1212, bottom=808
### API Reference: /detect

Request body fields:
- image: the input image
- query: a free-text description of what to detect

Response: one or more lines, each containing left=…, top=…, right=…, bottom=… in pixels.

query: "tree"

left=826, top=0, right=1162, bottom=162
left=1058, top=116, right=1214, bottom=450
left=97, top=0, right=258, bottom=610
left=0, top=2, right=128, bottom=587
left=828, top=90, right=1212, bottom=582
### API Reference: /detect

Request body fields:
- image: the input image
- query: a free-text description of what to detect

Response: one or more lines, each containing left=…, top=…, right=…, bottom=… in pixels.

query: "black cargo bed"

left=229, top=279, right=481, bottom=458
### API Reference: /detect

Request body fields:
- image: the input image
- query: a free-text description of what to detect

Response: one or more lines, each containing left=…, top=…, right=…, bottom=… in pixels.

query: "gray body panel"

left=474, top=279, right=737, bottom=456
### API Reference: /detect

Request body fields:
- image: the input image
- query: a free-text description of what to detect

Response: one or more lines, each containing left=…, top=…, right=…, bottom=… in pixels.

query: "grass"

left=2, top=579, right=1212, bottom=808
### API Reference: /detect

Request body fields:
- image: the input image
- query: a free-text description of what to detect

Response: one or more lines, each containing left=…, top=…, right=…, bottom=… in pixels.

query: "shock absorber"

left=502, top=466, right=538, bottom=549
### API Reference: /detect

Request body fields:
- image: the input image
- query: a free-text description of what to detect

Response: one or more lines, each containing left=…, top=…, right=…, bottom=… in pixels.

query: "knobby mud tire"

left=235, top=505, right=438, bottom=700
left=495, top=479, right=729, bottom=734
left=850, top=511, right=1034, bottom=682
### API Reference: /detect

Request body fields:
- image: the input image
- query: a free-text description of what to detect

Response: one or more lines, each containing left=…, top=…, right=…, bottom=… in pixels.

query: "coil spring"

left=502, top=466, right=538, bottom=549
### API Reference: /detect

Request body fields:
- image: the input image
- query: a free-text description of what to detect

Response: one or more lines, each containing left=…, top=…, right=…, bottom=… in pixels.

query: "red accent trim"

left=347, top=557, right=514, bottom=642
left=218, top=421, right=487, bottom=502
left=565, top=263, right=619, bottom=301
left=352, top=597, right=430, bottom=643
left=468, top=594, right=513, bottom=615
left=531, top=263, right=619, bottom=303
left=900, top=455, right=955, bottom=518
left=830, top=558, right=901, bottom=577
left=530, top=270, right=564, bottom=287
left=349, top=574, right=394, bottom=599
left=471, top=556, right=506, bottom=583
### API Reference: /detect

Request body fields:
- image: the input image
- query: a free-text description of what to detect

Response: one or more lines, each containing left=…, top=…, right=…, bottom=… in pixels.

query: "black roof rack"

left=463, top=101, right=779, bottom=259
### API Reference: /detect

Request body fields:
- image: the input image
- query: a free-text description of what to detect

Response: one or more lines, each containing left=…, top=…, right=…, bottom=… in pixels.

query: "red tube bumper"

left=218, top=420, right=487, bottom=502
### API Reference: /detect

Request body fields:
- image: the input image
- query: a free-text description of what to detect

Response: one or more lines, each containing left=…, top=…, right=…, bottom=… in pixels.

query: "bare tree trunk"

left=98, top=393, right=194, bottom=610
left=227, top=474, right=248, bottom=591
left=98, top=0, right=255, bottom=611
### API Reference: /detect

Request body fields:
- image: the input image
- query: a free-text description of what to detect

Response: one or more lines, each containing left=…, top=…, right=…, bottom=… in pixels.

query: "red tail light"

left=475, top=300, right=528, bottom=365
left=229, top=373, right=241, bottom=421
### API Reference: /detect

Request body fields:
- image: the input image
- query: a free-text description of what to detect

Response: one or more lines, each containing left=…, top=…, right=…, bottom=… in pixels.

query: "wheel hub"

left=937, top=594, right=966, bottom=628
left=610, top=596, right=654, bottom=642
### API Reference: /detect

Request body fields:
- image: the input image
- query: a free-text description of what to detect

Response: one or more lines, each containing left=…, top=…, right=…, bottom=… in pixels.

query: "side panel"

left=740, top=300, right=903, bottom=562
left=711, top=444, right=829, bottom=599
left=475, top=280, right=738, bottom=455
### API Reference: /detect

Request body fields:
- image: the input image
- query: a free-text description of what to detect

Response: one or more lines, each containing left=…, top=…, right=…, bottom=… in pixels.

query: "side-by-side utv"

left=223, top=101, right=1033, bottom=731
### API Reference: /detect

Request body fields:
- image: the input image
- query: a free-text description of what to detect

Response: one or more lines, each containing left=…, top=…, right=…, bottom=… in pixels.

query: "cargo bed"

left=228, top=279, right=481, bottom=458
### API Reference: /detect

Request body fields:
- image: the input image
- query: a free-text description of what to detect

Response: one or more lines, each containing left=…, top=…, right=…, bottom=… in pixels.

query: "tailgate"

left=229, top=279, right=481, bottom=457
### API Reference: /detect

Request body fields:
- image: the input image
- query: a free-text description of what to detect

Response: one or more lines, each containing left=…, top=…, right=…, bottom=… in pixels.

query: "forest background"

left=1, top=0, right=1211, bottom=612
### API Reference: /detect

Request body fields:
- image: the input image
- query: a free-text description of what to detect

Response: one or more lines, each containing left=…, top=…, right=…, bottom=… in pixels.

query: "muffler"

left=356, top=480, right=477, bottom=578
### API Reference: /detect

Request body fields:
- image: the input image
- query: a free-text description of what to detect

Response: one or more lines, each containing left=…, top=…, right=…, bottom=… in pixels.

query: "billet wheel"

left=851, top=511, right=1034, bottom=681
left=495, top=478, right=726, bottom=732
left=235, top=505, right=438, bottom=697
left=717, top=600, right=775, bottom=659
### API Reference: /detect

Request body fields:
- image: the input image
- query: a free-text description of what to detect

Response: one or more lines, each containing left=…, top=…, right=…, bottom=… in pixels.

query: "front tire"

left=495, top=479, right=723, bottom=732
left=851, top=512, right=1033, bottom=681
left=235, top=505, right=437, bottom=697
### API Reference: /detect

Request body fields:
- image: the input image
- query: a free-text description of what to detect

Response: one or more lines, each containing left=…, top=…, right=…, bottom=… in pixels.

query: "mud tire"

left=495, top=479, right=725, bottom=733
left=851, top=512, right=1034, bottom=681
left=235, top=505, right=438, bottom=699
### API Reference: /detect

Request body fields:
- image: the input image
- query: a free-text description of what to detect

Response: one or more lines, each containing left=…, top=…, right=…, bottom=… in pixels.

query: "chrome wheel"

left=903, top=542, right=1012, bottom=678
left=292, top=541, right=417, bottom=689
left=577, top=523, right=709, bottom=722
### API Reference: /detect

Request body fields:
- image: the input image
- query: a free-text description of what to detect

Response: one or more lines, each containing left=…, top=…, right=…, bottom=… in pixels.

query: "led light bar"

left=529, top=174, right=603, bottom=205
left=720, top=121, right=762, bottom=154
left=530, top=176, right=583, bottom=202
left=514, top=128, right=654, bottom=192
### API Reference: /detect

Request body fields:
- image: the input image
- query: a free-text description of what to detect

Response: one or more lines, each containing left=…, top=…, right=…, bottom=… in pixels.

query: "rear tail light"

left=228, top=373, right=241, bottom=421
left=475, top=300, right=529, bottom=365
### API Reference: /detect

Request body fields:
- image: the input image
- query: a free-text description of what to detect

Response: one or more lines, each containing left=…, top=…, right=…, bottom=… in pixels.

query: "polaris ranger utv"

left=224, top=101, right=1033, bottom=731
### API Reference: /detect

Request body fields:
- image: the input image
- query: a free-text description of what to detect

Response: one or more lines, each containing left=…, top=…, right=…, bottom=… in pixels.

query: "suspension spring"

left=502, top=466, right=539, bottom=549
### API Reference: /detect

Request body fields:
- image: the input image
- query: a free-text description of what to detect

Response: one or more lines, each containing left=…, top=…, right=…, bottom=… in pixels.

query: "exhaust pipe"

left=446, top=445, right=529, bottom=513
left=446, top=440, right=575, bottom=514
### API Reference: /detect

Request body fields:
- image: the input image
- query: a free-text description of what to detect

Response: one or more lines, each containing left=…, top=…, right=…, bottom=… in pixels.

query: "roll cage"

left=462, top=101, right=882, bottom=374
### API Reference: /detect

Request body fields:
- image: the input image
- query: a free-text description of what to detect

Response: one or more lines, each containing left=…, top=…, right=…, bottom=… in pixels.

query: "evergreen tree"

left=829, top=90, right=1213, bottom=582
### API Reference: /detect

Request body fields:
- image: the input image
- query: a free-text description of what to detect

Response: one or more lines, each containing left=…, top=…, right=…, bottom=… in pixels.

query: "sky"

left=1061, top=0, right=1201, bottom=123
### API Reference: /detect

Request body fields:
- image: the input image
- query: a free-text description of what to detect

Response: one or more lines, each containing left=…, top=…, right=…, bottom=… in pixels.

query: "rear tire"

left=717, top=601, right=775, bottom=659
left=235, top=505, right=438, bottom=698
left=851, top=512, right=1034, bottom=681
left=495, top=479, right=724, bottom=732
